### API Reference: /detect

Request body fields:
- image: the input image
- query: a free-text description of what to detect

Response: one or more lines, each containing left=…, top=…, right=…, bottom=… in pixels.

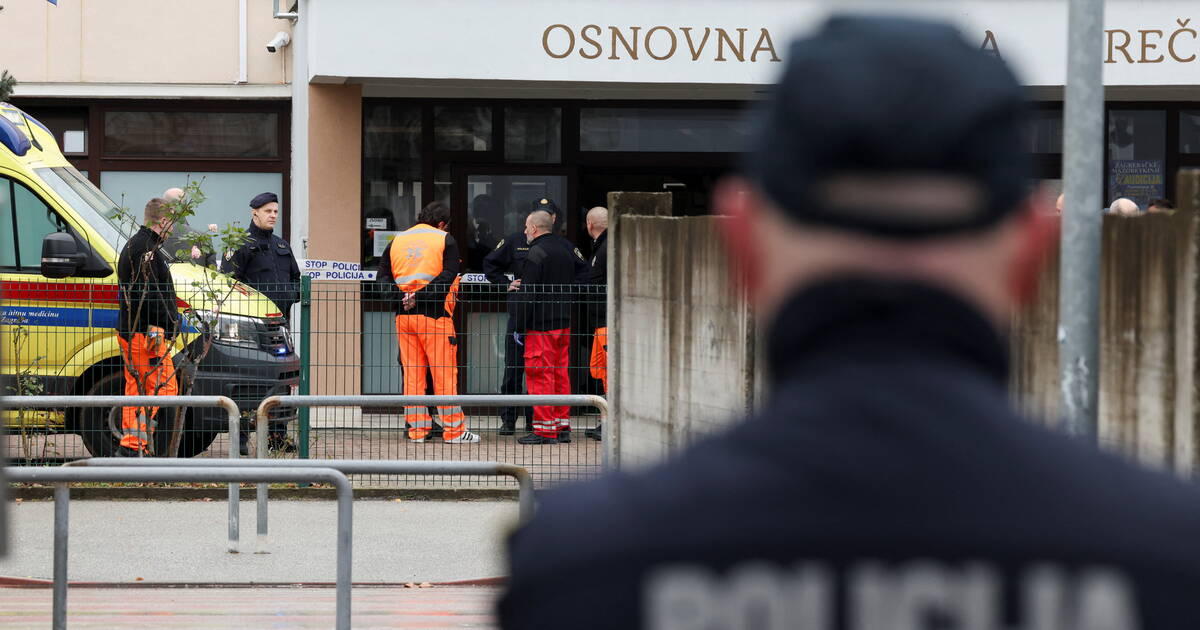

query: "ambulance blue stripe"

left=0, top=306, right=197, bottom=332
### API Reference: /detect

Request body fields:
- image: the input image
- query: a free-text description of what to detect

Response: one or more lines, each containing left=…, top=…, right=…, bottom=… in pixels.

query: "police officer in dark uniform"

left=500, top=17, right=1200, bottom=629
left=484, top=198, right=586, bottom=436
left=221, top=191, right=300, bottom=453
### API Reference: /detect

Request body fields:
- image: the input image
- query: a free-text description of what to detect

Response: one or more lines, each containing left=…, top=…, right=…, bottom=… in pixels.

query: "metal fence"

left=1, top=276, right=607, bottom=486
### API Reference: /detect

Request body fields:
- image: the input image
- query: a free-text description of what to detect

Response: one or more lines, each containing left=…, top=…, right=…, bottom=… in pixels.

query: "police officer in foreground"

left=500, top=17, right=1200, bottom=629
left=484, top=198, right=585, bottom=436
left=221, top=192, right=301, bottom=453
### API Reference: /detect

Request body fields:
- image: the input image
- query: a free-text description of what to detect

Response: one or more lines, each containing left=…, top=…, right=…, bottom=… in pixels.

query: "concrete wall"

left=1, top=0, right=291, bottom=87
left=610, top=214, right=756, bottom=469
left=1012, top=212, right=1200, bottom=475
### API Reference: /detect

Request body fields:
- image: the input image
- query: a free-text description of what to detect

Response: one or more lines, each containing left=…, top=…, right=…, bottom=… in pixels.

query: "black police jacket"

left=512, top=232, right=585, bottom=333
left=482, top=231, right=531, bottom=290
left=499, top=277, right=1200, bottom=630
left=220, top=223, right=301, bottom=317
left=585, top=229, right=607, bottom=328
left=117, top=225, right=179, bottom=339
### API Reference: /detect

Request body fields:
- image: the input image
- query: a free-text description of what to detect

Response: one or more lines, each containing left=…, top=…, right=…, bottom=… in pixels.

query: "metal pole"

left=52, top=483, right=68, bottom=630
left=1059, top=0, right=1105, bottom=439
left=256, top=408, right=268, bottom=551
left=299, top=275, right=312, bottom=460
left=9, top=466, right=352, bottom=630
left=224, top=399, right=240, bottom=553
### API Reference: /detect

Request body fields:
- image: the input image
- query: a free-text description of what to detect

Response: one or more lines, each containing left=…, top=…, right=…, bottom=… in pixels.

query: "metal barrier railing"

left=0, top=395, right=244, bottom=550
left=71, top=457, right=536, bottom=550
left=253, top=394, right=607, bottom=539
left=5, top=465, right=353, bottom=630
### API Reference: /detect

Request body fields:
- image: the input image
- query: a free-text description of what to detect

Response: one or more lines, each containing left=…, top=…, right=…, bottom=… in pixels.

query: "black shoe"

left=558, top=429, right=572, bottom=443
left=498, top=420, right=516, bottom=436
left=238, top=440, right=250, bottom=456
left=517, top=433, right=559, bottom=445
left=268, top=435, right=297, bottom=453
left=585, top=424, right=602, bottom=441
left=429, top=423, right=445, bottom=440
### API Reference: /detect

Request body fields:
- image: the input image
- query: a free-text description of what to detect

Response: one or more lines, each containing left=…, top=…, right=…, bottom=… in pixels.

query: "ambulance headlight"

left=197, top=312, right=265, bottom=349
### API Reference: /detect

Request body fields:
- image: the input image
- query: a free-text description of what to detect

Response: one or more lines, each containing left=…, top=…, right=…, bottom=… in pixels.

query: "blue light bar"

left=0, top=115, right=31, bottom=157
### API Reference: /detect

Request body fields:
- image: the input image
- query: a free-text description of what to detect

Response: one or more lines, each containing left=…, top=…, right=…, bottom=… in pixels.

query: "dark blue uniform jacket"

left=499, top=277, right=1200, bottom=630
left=221, top=223, right=301, bottom=317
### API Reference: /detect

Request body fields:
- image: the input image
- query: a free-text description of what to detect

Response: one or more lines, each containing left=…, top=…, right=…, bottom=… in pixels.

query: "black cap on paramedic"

left=249, top=192, right=278, bottom=209
left=742, top=15, right=1031, bottom=238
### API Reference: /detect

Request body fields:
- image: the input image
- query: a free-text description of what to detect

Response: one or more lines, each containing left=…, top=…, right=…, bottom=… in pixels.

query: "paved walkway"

left=1, top=500, right=517, bottom=583
left=0, top=585, right=500, bottom=629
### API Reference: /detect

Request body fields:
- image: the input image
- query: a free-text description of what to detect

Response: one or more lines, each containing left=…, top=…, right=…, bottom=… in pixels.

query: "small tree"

left=0, top=70, right=16, bottom=102
left=109, top=179, right=249, bottom=456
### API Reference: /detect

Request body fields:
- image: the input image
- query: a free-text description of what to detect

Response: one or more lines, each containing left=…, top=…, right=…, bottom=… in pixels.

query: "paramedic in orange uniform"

left=115, top=197, right=180, bottom=456
left=376, top=201, right=480, bottom=444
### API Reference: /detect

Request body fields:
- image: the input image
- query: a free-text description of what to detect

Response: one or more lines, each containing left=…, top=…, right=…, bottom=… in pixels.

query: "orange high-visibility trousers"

left=117, top=331, right=177, bottom=451
left=395, top=314, right=468, bottom=440
left=590, top=327, right=608, bottom=394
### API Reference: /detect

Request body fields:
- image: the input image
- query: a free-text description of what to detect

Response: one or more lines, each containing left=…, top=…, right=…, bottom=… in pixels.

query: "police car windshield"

left=35, top=166, right=128, bottom=250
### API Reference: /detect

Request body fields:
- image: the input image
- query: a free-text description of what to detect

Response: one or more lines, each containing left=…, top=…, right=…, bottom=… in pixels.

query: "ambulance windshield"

left=35, top=166, right=128, bottom=250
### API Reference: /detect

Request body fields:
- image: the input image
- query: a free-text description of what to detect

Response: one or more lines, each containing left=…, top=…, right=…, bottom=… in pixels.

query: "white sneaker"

left=446, top=431, right=481, bottom=444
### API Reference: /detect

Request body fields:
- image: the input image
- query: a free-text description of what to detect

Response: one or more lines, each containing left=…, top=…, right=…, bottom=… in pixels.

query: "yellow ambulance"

left=0, top=102, right=298, bottom=457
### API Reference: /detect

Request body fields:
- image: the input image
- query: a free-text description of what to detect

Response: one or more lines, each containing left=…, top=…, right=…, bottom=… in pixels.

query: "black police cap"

left=742, top=15, right=1030, bottom=238
left=531, top=198, right=561, bottom=216
left=249, top=192, right=278, bottom=209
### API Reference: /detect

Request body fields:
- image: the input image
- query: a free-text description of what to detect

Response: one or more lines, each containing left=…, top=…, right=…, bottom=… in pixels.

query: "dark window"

left=505, top=107, right=561, bottom=163
left=1024, top=109, right=1063, bottom=153
left=1, top=177, right=63, bottom=270
left=1180, top=110, right=1200, bottom=154
left=434, top=106, right=492, bottom=151
left=580, top=107, right=748, bottom=152
left=104, top=111, right=279, bottom=158
left=362, top=104, right=423, bottom=269
left=0, top=178, right=16, bottom=267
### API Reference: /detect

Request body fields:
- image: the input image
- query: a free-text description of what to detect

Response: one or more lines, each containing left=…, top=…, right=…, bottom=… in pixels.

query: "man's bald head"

left=163, top=187, right=185, bottom=203
left=586, top=206, right=608, bottom=239
left=1110, top=198, right=1140, bottom=216
left=524, top=209, right=554, bottom=244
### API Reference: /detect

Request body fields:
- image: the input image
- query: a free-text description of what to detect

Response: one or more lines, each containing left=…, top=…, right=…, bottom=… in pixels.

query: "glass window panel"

left=362, top=104, right=423, bottom=268
left=104, top=111, right=279, bottom=158
left=1180, top=111, right=1200, bottom=153
left=1107, top=110, right=1166, bottom=211
left=0, top=179, right=16, bottom=267
left=13, top=180, right=57, bottom=269
left=505, top=107, right=561, bottom=163
left=580, top=107, right=749, bottom=152
left=62, top=130, right=87, bottom=154
left=101, top=171, right=285, bottom=255
left=465, top=174, right=567, bottom=272
left=434, top=106, right=492, bottom=151
left=1024, top=110, right=1063, bottom=153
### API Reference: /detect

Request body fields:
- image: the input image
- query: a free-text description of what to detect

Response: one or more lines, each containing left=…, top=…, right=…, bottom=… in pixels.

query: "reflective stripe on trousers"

left=117, top=332, right=177, bottom=452
left=396, top=314, right=469, bottom=440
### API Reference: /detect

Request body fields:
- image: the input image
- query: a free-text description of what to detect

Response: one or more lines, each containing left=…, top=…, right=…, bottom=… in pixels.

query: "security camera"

left=266, top=31, right=291, bottom=53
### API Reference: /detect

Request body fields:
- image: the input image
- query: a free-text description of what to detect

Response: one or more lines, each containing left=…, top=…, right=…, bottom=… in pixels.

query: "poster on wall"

left=373, top=231, right=400, bottom=257
left=1108, top=159, right=1164, bottom=211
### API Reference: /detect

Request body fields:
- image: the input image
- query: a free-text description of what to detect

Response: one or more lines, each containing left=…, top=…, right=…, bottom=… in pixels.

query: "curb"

left=0, top=576, right=508, bottom=589
left=6, top=486, right=518, bottom=501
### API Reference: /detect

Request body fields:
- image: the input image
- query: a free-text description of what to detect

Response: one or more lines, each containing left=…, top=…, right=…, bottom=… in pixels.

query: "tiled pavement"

left=0, top=585, right=500, bottom=629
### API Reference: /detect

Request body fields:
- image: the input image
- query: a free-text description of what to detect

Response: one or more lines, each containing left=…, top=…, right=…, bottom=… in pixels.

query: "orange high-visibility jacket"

left=386, top=224, right=461, bottom=318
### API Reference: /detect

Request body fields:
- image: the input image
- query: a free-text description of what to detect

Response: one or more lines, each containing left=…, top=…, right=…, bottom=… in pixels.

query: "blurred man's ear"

left=714, top=176, right=762, bottom=299
left=1007, top=188, right=1060, bottom=307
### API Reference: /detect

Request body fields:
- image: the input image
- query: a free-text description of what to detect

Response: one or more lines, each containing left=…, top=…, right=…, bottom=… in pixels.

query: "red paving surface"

left=0, top=585, right=500, bottom=629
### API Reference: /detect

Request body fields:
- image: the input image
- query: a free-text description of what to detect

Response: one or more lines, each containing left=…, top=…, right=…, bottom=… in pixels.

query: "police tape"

left=300, top=260, right=503, bottom=283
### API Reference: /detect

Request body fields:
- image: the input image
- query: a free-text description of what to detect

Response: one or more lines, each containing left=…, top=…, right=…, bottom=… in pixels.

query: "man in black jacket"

left=116, top=197, right=180, bottom=456
left=513, top=209, right=584, bottom=444
left=500, top=16, right=1200, bottom=629
left=221, top=192, right=301, bottom=452
left=484, top=198, right=586, bottom=436
left=584, top=206, right=608, bottom=441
